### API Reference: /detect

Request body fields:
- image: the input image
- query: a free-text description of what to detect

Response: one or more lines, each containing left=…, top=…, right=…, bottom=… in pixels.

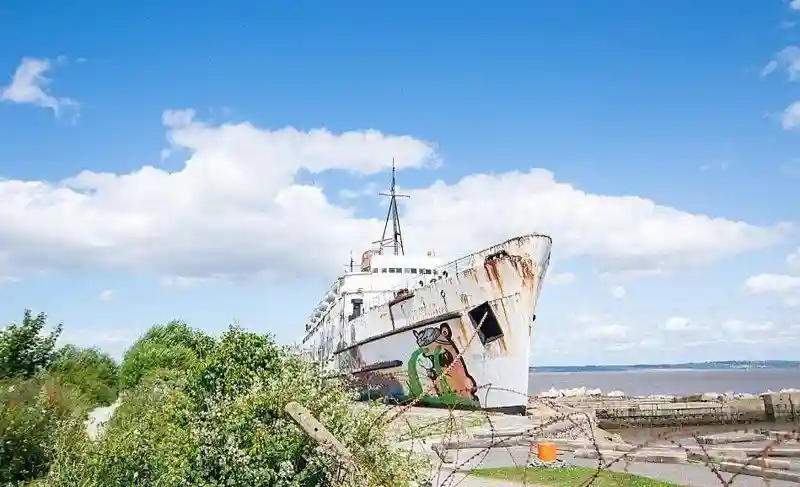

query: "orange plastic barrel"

left=537, top=442, right=557, bottom=462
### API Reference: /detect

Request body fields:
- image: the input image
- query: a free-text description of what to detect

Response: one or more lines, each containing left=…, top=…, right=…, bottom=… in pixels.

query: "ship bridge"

left=302, top=161, right=445, bottom=339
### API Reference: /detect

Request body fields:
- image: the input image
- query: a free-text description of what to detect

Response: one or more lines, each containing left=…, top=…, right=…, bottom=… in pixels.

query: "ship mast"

left=378, top=160, right=409, bottom=256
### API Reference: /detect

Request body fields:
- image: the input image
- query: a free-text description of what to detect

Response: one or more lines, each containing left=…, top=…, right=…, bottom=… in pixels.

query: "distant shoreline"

left=529, top=360, right=800, bottom=373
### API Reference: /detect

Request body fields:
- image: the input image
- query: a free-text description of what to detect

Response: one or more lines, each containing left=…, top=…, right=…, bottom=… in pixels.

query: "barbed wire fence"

left=298, top=314, right=800, bottom=487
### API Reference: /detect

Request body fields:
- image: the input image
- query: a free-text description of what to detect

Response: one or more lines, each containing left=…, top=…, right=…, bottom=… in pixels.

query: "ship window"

left=372, top=268, right=378, bottom=273
left=468, top=301, right=503, bottom=346
left=404, top=268, right=413, bottom=273
left=410, top=268, right=417, bottom=274
left=381, top=268, right=387, bottom=273
left=433, top=270, right=439, bottom=275
left=389, top=267, right=399, bottom=274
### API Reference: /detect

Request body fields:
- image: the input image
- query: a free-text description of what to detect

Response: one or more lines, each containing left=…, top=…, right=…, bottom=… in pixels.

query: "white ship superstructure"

left=302, top=165, right=552, bottom=413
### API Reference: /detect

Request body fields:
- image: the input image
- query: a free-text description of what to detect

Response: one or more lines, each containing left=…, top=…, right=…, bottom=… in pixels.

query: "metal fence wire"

left=296, top=319, right=800, bottom=487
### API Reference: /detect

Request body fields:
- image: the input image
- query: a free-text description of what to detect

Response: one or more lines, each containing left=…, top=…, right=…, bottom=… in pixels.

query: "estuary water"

left=528, top=368, right=800, bottom=397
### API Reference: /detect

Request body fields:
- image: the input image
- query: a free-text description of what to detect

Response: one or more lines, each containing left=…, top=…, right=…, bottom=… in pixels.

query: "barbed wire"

left=313, top=366, right=799, bottom=486
left=308, top=310, right=799, bottom=486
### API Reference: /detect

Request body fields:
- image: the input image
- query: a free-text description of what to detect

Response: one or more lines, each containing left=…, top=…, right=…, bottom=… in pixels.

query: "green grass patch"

left=471, top=466, right=685, bottom=487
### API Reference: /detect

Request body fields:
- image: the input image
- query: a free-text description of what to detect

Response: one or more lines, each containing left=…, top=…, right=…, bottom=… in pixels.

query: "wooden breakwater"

left=549, top=392, right=800, bottom=428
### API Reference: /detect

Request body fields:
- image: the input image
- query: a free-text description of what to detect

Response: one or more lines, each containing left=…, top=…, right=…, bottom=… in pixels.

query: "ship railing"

left=306, top=278, right=342, bottom=322
left=432, top=233, right=550, bottom=278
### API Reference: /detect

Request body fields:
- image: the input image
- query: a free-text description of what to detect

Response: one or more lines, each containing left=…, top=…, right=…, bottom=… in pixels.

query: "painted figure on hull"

left=408, top=323, right=479, bottom=406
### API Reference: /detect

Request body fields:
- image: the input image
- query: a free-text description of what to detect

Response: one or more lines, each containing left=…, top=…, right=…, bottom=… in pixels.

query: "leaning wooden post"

left=285, top=401, right=354, bottom=463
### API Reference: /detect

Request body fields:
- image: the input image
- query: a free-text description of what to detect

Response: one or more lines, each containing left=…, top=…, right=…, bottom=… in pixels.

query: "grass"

left=471, top=466, right=685, bottom=487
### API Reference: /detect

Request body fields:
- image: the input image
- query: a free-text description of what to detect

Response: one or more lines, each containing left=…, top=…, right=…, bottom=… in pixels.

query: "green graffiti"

left=406, top=346, right=478, bottom=408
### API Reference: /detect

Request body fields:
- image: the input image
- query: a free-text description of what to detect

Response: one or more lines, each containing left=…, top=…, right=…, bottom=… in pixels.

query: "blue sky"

left=1, top=1, right=799, bottom=366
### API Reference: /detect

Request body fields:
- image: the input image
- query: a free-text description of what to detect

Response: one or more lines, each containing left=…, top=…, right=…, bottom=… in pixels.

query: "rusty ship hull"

left=304, top=234, right=552, bottom=414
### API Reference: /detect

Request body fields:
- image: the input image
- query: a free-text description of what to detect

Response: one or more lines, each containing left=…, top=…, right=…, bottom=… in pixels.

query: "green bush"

left=0, top=377, right=88, bottom=485
left=47, top=345, right=119, bottom=408
left=118, top=320, right=212, bottom=390
left=0, top=310, right=62, bottom=380
left=39, top=325, right=429, bottom=487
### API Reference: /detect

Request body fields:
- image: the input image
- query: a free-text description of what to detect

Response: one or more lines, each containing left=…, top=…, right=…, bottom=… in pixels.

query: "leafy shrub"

left=0, top=310, right=62, bottom=380
left=39, top=326, right=429, bottom=487
left=0, top=377, right=87, bottom=485
left=47, top=345, right=120, bottom=408
left=118, top=320, right=212, bottom=390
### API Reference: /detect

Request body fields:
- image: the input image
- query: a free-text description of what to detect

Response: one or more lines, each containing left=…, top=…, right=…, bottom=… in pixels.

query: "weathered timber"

left=696, top=432, right=768, bottom=445
left=574, top=448, right=685, bottom=464
left=687, top=451, right=791, bottom=470
left=285, top=401, right=353, bottom=462
left=718, top=462, right=800, bottom=482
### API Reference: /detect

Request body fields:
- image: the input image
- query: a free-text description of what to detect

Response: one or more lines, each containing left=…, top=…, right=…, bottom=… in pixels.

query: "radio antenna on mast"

left=378, top=160, right=409, bottom=256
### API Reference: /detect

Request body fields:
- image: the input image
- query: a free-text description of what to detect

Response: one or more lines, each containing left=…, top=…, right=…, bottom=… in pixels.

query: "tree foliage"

left=118, top=320, right=212, bottom=390
left=0, top=377, right=87, bottom=485
left=47, top=345, right=119, bottom=407
left=0, top=310, right=62, bottom=380
left=39, top=325, right=429, bottom=487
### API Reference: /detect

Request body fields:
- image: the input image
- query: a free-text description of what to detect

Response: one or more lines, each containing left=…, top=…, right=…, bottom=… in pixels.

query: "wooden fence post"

left=285, top=401, right=354, bottom=463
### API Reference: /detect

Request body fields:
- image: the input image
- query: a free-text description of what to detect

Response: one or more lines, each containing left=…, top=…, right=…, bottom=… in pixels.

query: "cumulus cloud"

left=762, top=46, right=800, bottom=80
left=721, top=319, right=774, bottom=333
left=0, top=111, right=787, bottom=282
left=548, top=272, right=577, bottom=285
left=792, top=0, right=800, bottom=11
left=611, top=285, right=626, bottom=299
left=782, top=101, right=800, bottom=130
left=586, top=323, right=628, bottom=340
left=97, top=289, right=113, bottom=301
left=745, top=273, right=800, bottom=294
left=663, top=316, right=691, bottom=331
left=788, top=247, right=800, bottom=268
left=0, top=57, right=78, bottom=118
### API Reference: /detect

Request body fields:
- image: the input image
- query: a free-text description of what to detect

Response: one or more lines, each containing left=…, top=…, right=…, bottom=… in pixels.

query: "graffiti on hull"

left=407, top=323, right=479, bottom=407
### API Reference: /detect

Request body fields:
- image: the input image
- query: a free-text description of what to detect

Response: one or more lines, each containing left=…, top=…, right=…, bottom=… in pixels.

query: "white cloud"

left=792, top=0, right=800, bottom=10
left=0, top=57, right=78, bottom=118
left=762, top=60, right=779, bottom=78
left=160, top=276, right=220, bottom=288
left=0, top=110, right=787, bottom=282
left=721, top=319, right=774, bottom=333
left=549, top=272, right=577, bottom=285
left=570, top=312, right=607, bottom=324
left=97, top=289, right=113, bottom=301
left=788, top=247, right=800, bottom=269
left=762, top=46, right=800, bottom=80
left=339, top=182, right=379, bottom=200
left=586, top=323, right=628, bottom=340
left=744, top=273, right=800, bottom=294
left=663, top=316, right=691, bottom=331
left=611, top=285, right=626, bottom=299
left=781, top=101, right=800, bottom=130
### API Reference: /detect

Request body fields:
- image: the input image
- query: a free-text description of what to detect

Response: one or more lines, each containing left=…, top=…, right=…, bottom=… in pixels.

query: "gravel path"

left=85, top=400, right=120, bottom=440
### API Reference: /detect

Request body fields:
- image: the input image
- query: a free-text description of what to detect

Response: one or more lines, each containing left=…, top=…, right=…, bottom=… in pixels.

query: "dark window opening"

left=349, top=298, right=364, bottom=321
left=410, top=268, right=417, bottom=274
left=468, top=301, right=503, bottom=345
left=433, top=270, right=439, bottom=275
left=381, top=268, right=387, bottom=273
left=372, top=268, right=378, bottom=273
left=390, top=267, right=402, bottom=273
